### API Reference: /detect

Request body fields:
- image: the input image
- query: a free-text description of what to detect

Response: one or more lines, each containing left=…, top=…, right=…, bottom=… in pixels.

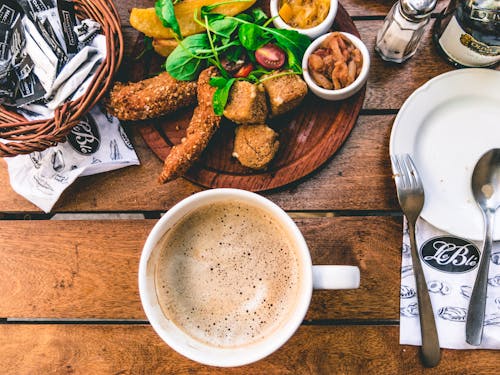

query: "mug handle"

left=312, top=265, right=360, bottom=290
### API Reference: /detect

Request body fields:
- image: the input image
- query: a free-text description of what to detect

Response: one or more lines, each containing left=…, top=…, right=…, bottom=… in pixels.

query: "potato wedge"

left=152, top=38, right=179, bottom=57
left=130, top=0, right=256, bottom=39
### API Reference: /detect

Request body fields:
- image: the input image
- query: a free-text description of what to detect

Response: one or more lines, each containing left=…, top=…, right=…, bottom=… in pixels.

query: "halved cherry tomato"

left=255, top=44, right=286, bottom=69
left=233, top=63, right=254, bottom=78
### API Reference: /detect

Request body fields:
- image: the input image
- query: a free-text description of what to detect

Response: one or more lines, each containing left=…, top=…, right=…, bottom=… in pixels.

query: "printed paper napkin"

left=4, top=105, right=140, bottom=212
left=400, top=218, right=500, bottom=349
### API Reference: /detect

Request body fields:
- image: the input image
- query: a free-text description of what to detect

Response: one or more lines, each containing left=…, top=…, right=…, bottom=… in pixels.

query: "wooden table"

left=0, top=0, right=498, bottom=373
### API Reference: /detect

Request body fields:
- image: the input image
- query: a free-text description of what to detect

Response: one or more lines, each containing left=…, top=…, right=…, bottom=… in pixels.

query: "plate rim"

left=389, top=68, right=500, bottom=240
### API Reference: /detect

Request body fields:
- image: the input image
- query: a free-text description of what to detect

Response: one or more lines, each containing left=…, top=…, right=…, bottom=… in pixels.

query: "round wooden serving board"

left=135, top=3, right=365, bottom=191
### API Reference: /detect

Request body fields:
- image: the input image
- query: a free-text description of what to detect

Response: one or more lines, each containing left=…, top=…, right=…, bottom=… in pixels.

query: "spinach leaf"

left=166, top=53, right=205, bottom=81
left=235, top=13, right=253, bottom=22
left=166, top=34, right=210, bottom=80
left=155, top=0, right=183, bottom=39
left=250, top=8, right=268, bottom=25
left=268, top=28, right=311, bottom=62
left=155, top=0, right=182, bottom=39
left=209, top=76, right=228, bottom=88
left=212, top=78, right=235, bottom=116
left=173, top=33, right=211, bottom=54
left=277, top=42, right=301, bottom=73
left=225, top=45, right=244, bottom=62
left=238, top=23, right=266, bottom=51
left=209, top=17, right=238, bottom=41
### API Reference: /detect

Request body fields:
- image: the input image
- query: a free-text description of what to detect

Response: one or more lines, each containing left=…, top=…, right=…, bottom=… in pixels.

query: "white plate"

left=390, top=69, right=500, bottom=241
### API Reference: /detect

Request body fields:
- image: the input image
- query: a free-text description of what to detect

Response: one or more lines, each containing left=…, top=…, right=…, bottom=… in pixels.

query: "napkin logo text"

left=420, top=236, right=480, bottom=273
left=0, top=5, right=16, bottom=26
left=67, top=115, right=100, bottom=155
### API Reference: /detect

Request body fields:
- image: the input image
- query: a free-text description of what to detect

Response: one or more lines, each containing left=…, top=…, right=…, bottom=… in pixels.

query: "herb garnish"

left=155, top=0, right=184, bottom=39
left=210, top=77, right=236, bottom=115
left=164, top=1, right=311, bottom=115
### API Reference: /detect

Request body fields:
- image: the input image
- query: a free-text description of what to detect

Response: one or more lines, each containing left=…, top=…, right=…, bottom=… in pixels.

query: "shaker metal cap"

left=400, top=0, right=437, bottom=20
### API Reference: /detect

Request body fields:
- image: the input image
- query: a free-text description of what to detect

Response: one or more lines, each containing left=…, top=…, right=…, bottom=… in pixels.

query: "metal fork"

left=391, top=154, right=441, bottom=368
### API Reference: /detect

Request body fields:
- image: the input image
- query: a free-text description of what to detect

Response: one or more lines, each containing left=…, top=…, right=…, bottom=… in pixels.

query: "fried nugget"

left=107, top=72, right=197, bottom=121
left=261, top=71, right=308, bottom=117
left=223, top=81, right=268, bottom=124
left=158, top=67, right=221, bottom=183
left=232, top=124, right=279, bottom=170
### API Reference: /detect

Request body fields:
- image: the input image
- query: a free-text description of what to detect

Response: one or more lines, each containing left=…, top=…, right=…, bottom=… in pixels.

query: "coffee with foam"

left=155, top=200, right=301, bottom=348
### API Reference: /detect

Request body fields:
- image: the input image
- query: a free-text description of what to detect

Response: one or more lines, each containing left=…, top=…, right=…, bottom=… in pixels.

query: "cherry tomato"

left=255, top=44, right=286, bottom=69
left=233, top=63, right=254, bottom=78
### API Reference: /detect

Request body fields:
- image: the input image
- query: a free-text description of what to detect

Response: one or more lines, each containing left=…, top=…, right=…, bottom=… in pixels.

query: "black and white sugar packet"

left=1, top=0, right=98, bottom=110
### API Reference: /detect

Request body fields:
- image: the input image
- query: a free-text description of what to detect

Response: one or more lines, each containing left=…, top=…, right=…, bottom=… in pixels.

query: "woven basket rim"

left=0, top=0, right=123, bottom=157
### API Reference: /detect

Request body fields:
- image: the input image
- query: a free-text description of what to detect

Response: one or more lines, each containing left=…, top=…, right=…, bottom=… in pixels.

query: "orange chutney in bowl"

left=278, top=0, right=331, bottom=29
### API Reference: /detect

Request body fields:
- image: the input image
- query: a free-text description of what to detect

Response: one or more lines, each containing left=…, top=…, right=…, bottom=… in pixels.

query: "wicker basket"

left=0, top=0, right=123, bottom=157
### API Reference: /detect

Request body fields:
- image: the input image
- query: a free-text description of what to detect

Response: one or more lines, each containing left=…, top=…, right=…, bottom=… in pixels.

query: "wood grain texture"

left=0, top=217, right=401, bottom=319
left=138, top=4, right=365, bottom=192
left=0, top=114, right=398, bottom=213
left=0, top=324, right=497, bottom=374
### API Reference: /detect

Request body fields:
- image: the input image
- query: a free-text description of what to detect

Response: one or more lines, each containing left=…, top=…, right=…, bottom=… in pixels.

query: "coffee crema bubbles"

left=155, top=200, right=302, bottom=348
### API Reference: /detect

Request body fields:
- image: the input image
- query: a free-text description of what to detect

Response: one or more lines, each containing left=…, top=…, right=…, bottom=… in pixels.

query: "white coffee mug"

left=139, top=189, right=360, bottom=367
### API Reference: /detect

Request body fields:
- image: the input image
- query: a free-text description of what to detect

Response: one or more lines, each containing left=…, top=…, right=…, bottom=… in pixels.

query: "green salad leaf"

left=249, top=8, right=268, bottom=25
left=209, top=76, right=229, bottom=88
left=155, top=0, right=183, bottom=39
left=166, top=34, right=210, bottom=80
left=225, top=45, right=244, bottom=62
left=209, top=18, right=239, bottom=42
left=211, top=77, right=235, bottom=115
left=268, top=28, right=310, bottom=66
left=164, top=2, right=311, bottom=113
left=238, top=23, right=265, bottom=51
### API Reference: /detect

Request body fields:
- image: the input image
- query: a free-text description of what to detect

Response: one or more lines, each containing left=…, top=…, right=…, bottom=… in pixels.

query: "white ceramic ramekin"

left=270, top=0, right=338, bottom=40
left=302, top=32, right=370, bottom=101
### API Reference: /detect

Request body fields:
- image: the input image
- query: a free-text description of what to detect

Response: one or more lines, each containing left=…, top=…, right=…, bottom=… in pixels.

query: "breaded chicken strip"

left=158, top=67, right=221, bottom=183
left=107, top=72, right=197, bottom=121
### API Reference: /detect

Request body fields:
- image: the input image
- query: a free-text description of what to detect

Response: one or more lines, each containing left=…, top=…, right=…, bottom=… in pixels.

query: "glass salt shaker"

left=375, top=0, right=437, bottom=63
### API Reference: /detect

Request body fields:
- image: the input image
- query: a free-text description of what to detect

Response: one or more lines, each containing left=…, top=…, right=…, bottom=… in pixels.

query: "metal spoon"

left=466, top=148, right=500, bottom=345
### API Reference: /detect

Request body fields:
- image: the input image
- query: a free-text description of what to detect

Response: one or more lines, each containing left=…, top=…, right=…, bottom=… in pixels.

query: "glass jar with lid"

left=433, top=0, right=500, bottom=68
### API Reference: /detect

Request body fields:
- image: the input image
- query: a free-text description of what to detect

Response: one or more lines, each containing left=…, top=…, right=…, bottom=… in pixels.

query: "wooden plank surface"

left=0, top=114, right=398, bottom=213
left=0, top=324, right=497, bottom=374
left=1, top=1, right=497, bottom=373
left=0, top=217, right=401, bottom=319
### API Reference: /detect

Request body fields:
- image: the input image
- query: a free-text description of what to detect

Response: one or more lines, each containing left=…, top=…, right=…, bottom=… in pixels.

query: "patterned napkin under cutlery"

left=400, top=218, right=500, bottom=349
